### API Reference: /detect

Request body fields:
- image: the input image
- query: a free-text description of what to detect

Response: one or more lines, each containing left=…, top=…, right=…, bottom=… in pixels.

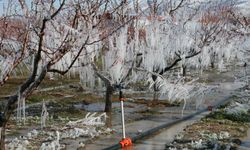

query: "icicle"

left=22, top=96, right=26, bottom=124
left=181, top=98, right=187, bottom=117
left=97, top=78, right=102, bottom=90
left=196, top=90, right=205, bottom=110
left=16, top=90, right=26, bottom=124
left=41, top=100, right=49, bottom=129
left=56, top=130, right=60, bottom=144
left=244, top=67, right=248, bottom=86
left=218, top=59, right=225, bottom=72
left=17, top=90, right=21, bottom=122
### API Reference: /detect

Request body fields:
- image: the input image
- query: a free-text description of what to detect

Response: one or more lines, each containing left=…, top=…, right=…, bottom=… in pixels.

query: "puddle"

left=73, top=102, right=147, bottom=113
left=219, top=82, right=246, bottom=90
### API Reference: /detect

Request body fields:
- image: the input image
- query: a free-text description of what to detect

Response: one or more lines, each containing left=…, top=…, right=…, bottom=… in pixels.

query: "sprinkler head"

left=114, top=83, right=125, bottom=90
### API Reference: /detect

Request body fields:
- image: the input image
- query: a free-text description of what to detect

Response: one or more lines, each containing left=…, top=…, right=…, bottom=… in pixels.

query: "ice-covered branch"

left=48, top=36, right=90, bottom=75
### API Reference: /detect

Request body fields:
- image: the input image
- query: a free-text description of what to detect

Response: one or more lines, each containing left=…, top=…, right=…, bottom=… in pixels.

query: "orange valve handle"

left=208, top=105, right=213, bottom=111
left=120, top=98, right=126, bottom=101
left=119, top=138, right=132, bottom=148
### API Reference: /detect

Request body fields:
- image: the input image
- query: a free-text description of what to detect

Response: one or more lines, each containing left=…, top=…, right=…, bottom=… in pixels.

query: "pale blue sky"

left=0, top=0, right=250, bottom=16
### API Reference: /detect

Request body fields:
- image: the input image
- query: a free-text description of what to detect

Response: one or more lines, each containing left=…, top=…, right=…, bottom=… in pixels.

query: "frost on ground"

left=225, top=88, right=250, bottom=114
left=165, top=94, right=250, bottom=150
left=224, top=92, right=250, bottom=122
left=165, top=119, right=248, bottom=150
left=225, top=101, right=250, bottom=116
left=6, top=113, right=112, bottom=150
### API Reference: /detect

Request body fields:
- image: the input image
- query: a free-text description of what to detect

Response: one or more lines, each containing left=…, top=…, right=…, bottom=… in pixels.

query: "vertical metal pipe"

left=119, top=89, right=126, bottom=139
left=121, top=100, right=126, bottom=139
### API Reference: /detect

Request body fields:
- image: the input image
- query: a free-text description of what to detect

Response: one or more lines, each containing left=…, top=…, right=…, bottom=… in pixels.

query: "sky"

left=0, top=0, right=250, bottom=16
left=0, top=0, right=5, bottom=13
left=237, top=0, right=250, bottom=15
left=0, top=0, right=60, bottom=16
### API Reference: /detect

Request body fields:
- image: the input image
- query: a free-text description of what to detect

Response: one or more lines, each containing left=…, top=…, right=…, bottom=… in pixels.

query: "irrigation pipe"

left=103, top=95, right=234, bottom=150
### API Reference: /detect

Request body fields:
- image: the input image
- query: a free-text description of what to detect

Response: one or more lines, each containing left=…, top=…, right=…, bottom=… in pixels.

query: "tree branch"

left=20, top=18, right=47, bottom=93
left=169, top=0, right=185, bottom=15
left=48, top=36, right=89, bottom=75
left=160, top=50, right=201, bottom=75
left=91, top=63, right=112, bottom=86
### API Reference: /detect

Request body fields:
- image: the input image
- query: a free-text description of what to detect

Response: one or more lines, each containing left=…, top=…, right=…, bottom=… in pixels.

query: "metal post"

left=118, top=85, right=132, bottom=148
left=121, top=100, right=126, bottom=139
left=120, top=89, right=126, bottom=139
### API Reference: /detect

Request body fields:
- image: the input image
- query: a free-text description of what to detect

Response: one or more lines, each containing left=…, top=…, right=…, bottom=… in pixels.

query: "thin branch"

left=160, top=50, right=201, bottom=75
left=20, top=18, right=47, bottom=93
left=48, top=36, right=89, bottom=75
left=86, top=16, right=134, bottom=45
left=169, top=0, right=185, bottom=15
left=91, top=63, right=112, bottom=86
left=134, top=67, right=164, bottom=79
left=50, top=0, right=66, bottom=19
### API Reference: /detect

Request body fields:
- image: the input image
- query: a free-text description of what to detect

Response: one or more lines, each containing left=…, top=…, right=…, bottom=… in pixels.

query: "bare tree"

left=0, top=0, right=129, bottom=149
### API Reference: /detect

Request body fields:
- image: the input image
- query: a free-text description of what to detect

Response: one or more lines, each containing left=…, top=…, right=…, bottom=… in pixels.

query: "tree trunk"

left=211, top=52, right=216, bottom=69
left=152, top=83, right=159, bottom=106
left=105, top=112, right=112, bottom=128
left=211, top=62, right=215, bottom=68
left=182, top=65, right=187, bottom=76
left=0, top=65, right=47, bottom=149
left=0, top=95, right=18, bottom=150
left=105, top=85, right=113, bottom=112
left=152, top=92, right=158, bottom=105
left=0, top=112, right=3, bottom=149
left=151, top=75, right=159, bottom=106
left=0, top=127, right=5, bottom=150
